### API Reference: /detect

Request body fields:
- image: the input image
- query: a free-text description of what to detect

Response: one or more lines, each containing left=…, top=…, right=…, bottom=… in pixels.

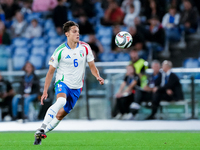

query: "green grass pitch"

left=0, top=131, right=199, bottom=150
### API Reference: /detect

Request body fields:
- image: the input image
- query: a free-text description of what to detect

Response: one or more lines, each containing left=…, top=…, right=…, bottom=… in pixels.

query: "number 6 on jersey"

left=74, top=59, right=78, bottom=67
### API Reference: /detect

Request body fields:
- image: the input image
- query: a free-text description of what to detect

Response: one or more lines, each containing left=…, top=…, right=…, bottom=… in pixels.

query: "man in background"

left=130, top=60, right=162, bottom=116
left=0, top=72, right=14, bottom=120
left=146, top=60, right=183, bottom=119
left=129, top=49, right=148, bottom=88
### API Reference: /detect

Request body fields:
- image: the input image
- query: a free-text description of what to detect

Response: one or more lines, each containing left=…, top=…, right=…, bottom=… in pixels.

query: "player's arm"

left=41, top=65, right=56, bottom=105
left=88, top=60, right=104, bottom=85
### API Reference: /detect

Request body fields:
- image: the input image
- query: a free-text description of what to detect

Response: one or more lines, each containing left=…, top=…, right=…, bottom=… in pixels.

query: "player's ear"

left=65, top=32, right=69, bottom=37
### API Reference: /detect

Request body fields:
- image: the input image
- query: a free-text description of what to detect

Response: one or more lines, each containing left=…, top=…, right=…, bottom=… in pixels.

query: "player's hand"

left=97, top=77, right=104, bottom=85
left=41, top=91, right=48, bottom=105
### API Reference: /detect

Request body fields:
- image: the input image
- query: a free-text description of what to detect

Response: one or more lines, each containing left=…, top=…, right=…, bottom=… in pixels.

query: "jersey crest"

left=79, top=50, right=84, bottom=57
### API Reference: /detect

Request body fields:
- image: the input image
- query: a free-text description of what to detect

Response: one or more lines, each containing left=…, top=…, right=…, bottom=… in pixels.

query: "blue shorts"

left=55, top=82, right=81, bottom=113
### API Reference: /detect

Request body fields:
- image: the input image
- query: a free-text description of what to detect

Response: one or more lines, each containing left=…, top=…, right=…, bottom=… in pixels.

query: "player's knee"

left=56, top=113, right=66, bottom=120
left=56, top=114, right=64, bottom=120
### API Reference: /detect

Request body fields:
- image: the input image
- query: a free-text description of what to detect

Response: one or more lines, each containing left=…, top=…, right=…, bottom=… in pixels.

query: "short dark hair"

left=63, top=21, right=79, bottom=33
left=169, top=6, right=176, bottom=10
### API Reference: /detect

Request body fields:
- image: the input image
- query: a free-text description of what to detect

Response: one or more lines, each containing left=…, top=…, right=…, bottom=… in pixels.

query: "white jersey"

left=49, top=41, right=94, bottom=89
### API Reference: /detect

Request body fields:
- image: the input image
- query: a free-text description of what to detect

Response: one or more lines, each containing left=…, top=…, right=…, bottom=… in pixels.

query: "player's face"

left=66, top=26, right=79, bottom=43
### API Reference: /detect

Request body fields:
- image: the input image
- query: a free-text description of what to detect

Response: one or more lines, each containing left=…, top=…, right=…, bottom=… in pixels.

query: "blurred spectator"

left=101, top=0, right=114, bottom=10
left=0, top=21, right=10, bottom=45
left=112, top=64, right=140, bottom=120
left=0, top=72, right=14, bottom=120
left=12, top=62, right=40, bottom=120
left=142, top=0, right=163, bottom=22
left=168, top=0, right=182, bottom=12
left=179, top=0, right=199, bottom=34
left=111, top=24, right=122, bottom=52
left=123, top=4, right=137, bottom=27
left=193, top=0, right=200, bottom=14
left=0, top=5, right=5, bottom=23
left=121, top=0, right=141, bottom=17
left=146, top=16, right=165, bottom=59
left=146, top=60, right=184, bottom=120
left=130, top=60, right=161, bottom=117
left=32, top=0, right=58, bottom=12
left=20, top=0, right=32, bottom=16
left=134, top=17, right=148, bottom=39
left=11, top=11, right=27, bottom=38
left=78, top=13, right=94, bottom=35
left=24, top=19, right=42, bottom=39
left=87, top=34, right=103, bottom=61
left=2, top=0, right=20, bottom=21
left=53, top=0, right=68, bottom=35
left=128, top=26, right=145, bottom=52
left=101, top=1, right=124, bottom=26
left=129, top=49, right=147, bottom=74
left=129, top=49, right=148, bottom=88
left=162, top=6, right=181, bottom=42
left=70, top=0, right=95, bottom=18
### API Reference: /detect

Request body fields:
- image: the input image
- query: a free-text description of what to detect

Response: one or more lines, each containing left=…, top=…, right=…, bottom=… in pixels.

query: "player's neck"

left=67, top=41, right=77, bottom=49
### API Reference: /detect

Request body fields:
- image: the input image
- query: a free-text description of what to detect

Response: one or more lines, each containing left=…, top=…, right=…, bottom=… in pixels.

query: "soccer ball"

left=115, top=31, right=133, bottom=49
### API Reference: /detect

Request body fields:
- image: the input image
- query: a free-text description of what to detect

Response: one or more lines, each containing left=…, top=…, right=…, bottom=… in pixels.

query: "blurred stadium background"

left=0, top=0, right=200, bottom=130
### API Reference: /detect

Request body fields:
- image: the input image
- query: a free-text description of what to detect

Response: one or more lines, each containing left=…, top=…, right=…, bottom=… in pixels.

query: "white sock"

left=40, top=97, right=66, bottom=130
left=45, top=117, right=61, bottom=133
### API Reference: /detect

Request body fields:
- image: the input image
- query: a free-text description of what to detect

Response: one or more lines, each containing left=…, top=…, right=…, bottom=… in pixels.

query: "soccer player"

left=33, top=21, right=104, bottom=145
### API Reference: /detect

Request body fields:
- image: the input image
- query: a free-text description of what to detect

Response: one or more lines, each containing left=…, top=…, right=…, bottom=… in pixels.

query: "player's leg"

left=44, top=87, right=81, bottom=133
left=40, top=93, right=66, bottom=130
left=45, top=107, right=67, bottom=133
left=34, top=94, right=66, bottom=145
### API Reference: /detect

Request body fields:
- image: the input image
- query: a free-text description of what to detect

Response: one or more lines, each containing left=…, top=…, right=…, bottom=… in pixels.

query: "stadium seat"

left=67, top=10, right=78, bottom=22
left=48, top=37, right=62, bottom=47
left=46, top=29, right=58, bottom=38
left=13, top=55, right=27, bottom=70
left=115, top=52, right=130, bottom=61
left=94, top=2, right=104, bottom=18
left=31, top=47, right=46, bottom=57
left=98, top=52, right=115, bottom=62
left=25, top=12, right=42, bottom=22
left=44, top=19, right=55, bottom=32
left=103, top=45, right=111, bottom=53
left=183, top=58, right=199, bottom=68
left=31, top=37, right=46, bottom=47
left=0, top=45, right=11, bottom=58
left=0, top=57, right=8, bottom=70
left=12, top=38, right=29, bottom=48
left=47, top=46, right=57, bottom=55
left=29, top=55, right=44, bottom=69
left=14, top=47, right=29, bottom=57
left=82, top=35, right=89, bottom=43
left=45, top=54, right=51, bottom=68
left=96, top=26, right=112, bottom=38
left=100, top=36, right=112, bottom=46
